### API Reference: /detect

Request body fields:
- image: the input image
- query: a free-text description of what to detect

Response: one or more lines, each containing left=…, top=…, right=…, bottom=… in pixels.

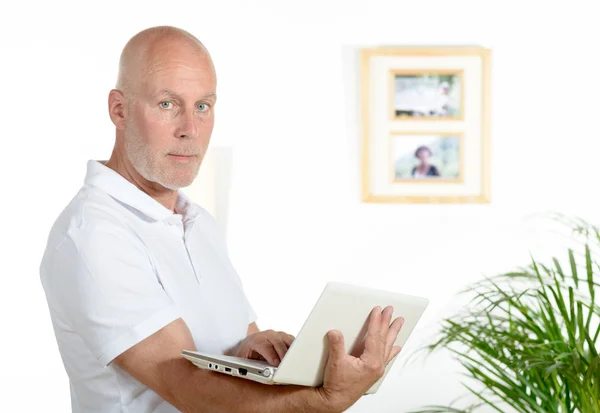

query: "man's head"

left=108, top=26, right=217, bottom=190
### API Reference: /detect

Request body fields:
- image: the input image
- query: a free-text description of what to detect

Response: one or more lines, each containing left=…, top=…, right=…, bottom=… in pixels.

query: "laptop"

left=181, top=281, right=429, bottom=394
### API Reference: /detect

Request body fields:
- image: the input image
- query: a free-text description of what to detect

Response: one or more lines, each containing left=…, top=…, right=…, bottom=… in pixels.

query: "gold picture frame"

left=361, top=46, right=491, bottom=204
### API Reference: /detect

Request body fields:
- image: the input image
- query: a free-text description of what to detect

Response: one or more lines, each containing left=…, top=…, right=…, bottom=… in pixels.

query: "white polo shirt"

left=40, top=160, right=257, bottom=413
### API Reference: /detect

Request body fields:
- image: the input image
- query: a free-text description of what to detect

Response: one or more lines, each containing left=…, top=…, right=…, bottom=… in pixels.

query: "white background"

left=1, top=1, right=599, bottom=412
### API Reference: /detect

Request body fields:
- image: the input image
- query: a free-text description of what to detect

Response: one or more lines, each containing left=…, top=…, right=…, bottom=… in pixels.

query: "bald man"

left=39, top=26, right=404, bottom=413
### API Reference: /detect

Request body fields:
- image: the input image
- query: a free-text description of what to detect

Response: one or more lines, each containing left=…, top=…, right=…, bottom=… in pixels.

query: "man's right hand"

left=315, top=306, right=405, bottom=413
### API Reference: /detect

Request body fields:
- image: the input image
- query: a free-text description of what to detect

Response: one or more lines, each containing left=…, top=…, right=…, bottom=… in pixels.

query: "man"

left=39, top=26, right=404, bottom=413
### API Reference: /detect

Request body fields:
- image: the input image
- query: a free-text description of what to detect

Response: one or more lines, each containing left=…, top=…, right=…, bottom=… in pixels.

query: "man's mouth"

left=168, top=154, right=197, bottom=161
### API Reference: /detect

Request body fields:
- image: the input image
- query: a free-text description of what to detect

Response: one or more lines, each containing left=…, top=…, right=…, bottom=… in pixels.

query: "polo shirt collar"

left=84, top=160, right=201, bottom=222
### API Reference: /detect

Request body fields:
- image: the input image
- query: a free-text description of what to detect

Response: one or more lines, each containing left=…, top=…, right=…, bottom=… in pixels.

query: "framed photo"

left=361, top=46, right=491, bottom=203
left=390, top=132, right=463, bottom=183
left=391, top=70, right=464, bottom=121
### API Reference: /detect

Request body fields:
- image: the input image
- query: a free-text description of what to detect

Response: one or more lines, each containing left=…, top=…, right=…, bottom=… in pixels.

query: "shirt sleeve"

left=47, top=222, right=181, bottom=366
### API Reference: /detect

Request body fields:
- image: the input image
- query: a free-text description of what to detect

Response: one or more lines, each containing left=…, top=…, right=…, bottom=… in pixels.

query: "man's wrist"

left=302, top=387, right=342, bottom=413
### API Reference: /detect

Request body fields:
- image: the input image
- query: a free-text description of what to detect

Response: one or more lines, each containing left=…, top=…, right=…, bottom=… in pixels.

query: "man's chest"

left=139, top=225, right=250, bottom=353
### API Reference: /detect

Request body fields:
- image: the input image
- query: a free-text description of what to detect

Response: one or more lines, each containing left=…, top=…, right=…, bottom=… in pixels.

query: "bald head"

left=115, top=26, right=214, bottom=96
left=107, top=25, right=218, bottom=192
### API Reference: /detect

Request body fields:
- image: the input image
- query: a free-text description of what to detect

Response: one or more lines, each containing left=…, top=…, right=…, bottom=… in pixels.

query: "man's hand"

left=316, top=305, right=404, bottom=412
left=234, top=330, right=295, bottom=367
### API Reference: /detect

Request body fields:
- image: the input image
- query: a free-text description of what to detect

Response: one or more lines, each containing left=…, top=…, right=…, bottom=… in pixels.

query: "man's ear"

left=108, top=89, right=127, bottom=130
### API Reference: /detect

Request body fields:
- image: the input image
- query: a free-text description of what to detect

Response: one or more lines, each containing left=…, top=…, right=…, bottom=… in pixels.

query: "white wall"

left=1, top=1, right=599, bottom=412
left=186, top=145, right=234, bottom=235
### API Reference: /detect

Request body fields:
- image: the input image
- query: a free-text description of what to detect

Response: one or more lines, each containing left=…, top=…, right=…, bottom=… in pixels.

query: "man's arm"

left=114, top=318, right=328, bottom=413
left=115, top=306, right=403, bottom=413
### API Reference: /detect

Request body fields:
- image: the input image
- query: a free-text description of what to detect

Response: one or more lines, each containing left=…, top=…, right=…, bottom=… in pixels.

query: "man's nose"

left=175, top=109, right=198, bottom=139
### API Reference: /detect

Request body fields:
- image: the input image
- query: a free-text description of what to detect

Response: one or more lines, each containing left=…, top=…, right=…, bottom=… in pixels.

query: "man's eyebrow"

left=157, top=89, right=216, bottom=100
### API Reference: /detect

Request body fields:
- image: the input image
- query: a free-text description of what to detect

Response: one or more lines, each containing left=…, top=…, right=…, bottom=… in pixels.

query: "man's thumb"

left=327, top=330, right=345, bottom=356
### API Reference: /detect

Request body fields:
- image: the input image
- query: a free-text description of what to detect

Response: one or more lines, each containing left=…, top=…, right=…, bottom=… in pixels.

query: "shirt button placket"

left=179, top=223, right=200, bottom=283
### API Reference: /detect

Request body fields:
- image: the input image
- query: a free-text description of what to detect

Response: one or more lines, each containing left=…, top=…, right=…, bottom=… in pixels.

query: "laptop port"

left=238, top=368, right=248, bottom=376
left=225, top=367, right=231, bottom=372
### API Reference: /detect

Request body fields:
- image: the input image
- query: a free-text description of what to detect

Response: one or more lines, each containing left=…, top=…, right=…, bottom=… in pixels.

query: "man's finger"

left=385, top=345, right=402, bottom=365
left=379, top=306, right=393, bottom=338
left=249, top=350, right=267, bottom=361
left=384, top=317, right=404, bottom=360
left=283, top=334, right=295, bottom=348
left=253, top=345, right=280, bottom=366
left=362, top=307, right=386, bottom=360
left=268, top=337, right=288, bottom=364
left=366, top=306, right=382, bottom=338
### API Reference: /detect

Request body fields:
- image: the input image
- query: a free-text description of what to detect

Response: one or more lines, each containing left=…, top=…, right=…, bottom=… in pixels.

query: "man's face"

left=123, top=44, right=217, bottom=190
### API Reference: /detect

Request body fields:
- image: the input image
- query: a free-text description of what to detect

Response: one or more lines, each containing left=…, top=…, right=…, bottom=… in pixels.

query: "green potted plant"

left=409, top=216, right=600, bottom=413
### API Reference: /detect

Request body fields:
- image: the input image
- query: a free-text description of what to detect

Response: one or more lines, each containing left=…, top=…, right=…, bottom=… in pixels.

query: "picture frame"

left=360, top=46, right=491, bottom=204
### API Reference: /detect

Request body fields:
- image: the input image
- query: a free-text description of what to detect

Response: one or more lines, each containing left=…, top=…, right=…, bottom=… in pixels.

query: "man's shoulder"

left=40, top=185, right=152, bottom=287
left=44, top=185, right=140, bottom=253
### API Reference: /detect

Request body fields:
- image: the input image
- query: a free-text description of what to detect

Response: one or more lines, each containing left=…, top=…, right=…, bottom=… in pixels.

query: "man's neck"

left=104, top=153, right=178, bottom=214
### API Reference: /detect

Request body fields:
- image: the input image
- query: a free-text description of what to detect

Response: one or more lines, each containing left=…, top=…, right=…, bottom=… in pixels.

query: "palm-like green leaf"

left=408, top=217, right=600, bottom=413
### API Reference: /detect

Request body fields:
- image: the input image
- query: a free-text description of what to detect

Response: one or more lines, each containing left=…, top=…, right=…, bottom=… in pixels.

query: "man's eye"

left=197, top=103, right=209, bottom=111
left=160, top=101, right=173, bottom=109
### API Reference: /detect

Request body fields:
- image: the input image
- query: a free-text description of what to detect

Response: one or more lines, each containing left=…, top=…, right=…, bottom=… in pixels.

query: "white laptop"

left=181, top=281, right=429, bottom=394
